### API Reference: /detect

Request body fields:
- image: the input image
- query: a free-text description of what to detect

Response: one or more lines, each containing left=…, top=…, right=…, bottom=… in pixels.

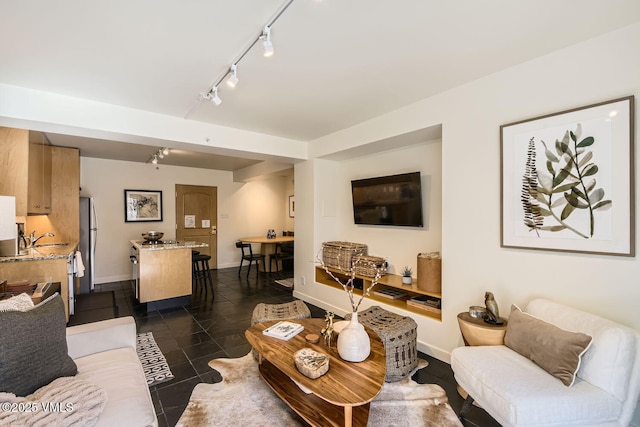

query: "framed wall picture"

left=289, top=195, right=295, bottom=218
left=125, top=190, right=163, bottom=222
left=500, top=96, right=634, bottom=256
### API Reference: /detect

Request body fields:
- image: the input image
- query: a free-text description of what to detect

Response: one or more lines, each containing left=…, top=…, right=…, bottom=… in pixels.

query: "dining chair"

left=235, top=241, right=265, bottom=277
left=270, top=241, right=294, bottom=273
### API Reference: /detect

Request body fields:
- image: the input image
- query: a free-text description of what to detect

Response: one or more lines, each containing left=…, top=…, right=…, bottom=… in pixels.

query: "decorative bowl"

left=294, top=348, right=329, bottom=379
left=468, top=305, right=487, bottom=319
left=332, top=320, right=350, bottom=334
left=142, top=231, right=164, bottom=242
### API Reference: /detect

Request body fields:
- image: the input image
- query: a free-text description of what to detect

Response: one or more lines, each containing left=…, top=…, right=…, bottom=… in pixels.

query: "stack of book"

left=373, top=288, right=408, bottom=300
left=406, top=295, right=441, bottom=313
left=262, top=321, right=304, bottom=341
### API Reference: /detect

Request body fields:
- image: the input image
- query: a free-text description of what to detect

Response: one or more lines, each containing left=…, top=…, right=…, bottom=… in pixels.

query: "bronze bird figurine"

left=484, top=291, right=503, bottom=325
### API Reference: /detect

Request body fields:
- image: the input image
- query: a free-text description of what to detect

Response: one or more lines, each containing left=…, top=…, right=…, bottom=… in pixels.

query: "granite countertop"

left=130, top=240, right=209, bottom=251
left=0, top=242, right=78, bottom=263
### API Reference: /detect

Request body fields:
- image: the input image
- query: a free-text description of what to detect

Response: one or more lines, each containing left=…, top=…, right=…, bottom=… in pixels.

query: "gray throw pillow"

left=504, top=304, right=592, bottom=387
left=0, top=293, right=77, bottom=396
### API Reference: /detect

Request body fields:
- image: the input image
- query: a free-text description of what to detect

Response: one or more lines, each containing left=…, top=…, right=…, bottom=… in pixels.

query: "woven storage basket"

left=417, top=252, right=442, bottom=293
left=353, top=255, right=387, bottom=277
left=345, top=306, right=418, bottom=382
left=321, top=241, right=367, bottom=273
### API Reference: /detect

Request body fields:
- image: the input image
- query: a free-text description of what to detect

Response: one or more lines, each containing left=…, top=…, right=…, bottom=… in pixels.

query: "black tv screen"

left=351, top=172, right=423, bottom=227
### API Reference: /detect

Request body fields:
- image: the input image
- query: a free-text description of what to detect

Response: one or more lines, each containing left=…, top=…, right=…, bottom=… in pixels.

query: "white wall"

left=294, top=141, right=446, bottom=355
left=294, top=23, right=640, bottom=364
left=80, top=157, right=291, bottom=283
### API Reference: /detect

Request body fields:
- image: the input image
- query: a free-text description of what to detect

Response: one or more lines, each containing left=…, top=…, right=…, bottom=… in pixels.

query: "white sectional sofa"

left=67, top=316, right=158, bottom=427
left=451, top=298, right=640, bottom=427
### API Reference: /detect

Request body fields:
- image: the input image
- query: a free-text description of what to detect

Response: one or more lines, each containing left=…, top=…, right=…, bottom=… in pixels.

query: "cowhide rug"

left=177, top=353, right=462, bottom=427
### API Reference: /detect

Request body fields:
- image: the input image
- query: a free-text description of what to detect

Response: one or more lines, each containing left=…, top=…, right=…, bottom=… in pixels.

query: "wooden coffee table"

left=246, top=318, right=386, bottom=427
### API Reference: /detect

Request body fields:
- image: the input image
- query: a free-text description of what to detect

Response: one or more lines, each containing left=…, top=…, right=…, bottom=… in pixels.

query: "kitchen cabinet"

left=0, top=128, right=55, bottom=216
left=28, top=138, right=52, bottom=215
left=1, top=127, right=80, bottom=243
left=0, top=127, right=29, bottom=216
left=130, top=240, right=208, bottom=304
left=0, top=256, right=71, bottom=321
left=138, top=248, right=191, bottom=303
left=29, top=146, right=80, bottom=243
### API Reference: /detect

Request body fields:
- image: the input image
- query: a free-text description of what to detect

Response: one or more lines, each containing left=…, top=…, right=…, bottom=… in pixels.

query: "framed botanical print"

left=500, top=96, right=634, bottom=256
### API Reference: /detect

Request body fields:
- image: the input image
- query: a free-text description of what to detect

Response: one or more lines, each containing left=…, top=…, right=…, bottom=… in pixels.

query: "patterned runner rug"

left=136, top=332, right=174, bottom=387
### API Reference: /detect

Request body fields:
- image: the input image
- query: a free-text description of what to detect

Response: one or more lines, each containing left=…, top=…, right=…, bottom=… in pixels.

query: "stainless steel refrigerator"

left=79, top=196, right=98, bottom=293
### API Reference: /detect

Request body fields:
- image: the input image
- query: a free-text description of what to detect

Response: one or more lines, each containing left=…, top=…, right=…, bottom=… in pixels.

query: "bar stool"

left=192, top=252, right=213, bottom=297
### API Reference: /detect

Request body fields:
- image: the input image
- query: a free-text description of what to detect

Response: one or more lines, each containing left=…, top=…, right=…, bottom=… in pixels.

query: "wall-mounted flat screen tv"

left=351, top=171, right=423, bottom=227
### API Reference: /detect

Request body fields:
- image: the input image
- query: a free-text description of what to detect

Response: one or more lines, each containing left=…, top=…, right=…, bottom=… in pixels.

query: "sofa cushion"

left=0, top=294, right=78, bottom=396
left=526, top=298, right=637, bottom=402
left=504, top=304, right=592, bottom=386
left=451, top=345, right=622, bottom=426
left=74, top=346, right=157, bottom=427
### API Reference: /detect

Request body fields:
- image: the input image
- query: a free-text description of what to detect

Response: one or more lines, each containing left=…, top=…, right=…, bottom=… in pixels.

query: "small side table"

left=457, top=312, right=507, bottom=346
left=456, top=312, right=508, bottom=402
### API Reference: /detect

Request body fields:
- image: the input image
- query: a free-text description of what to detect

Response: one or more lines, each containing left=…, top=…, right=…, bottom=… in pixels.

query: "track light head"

left=201, top=88, right=222, bottom=106
left=151, top=155, right=158, bottom=165
left=157, top=152, right=164, bottom=159
left=211, top=87, right=222, bottom=105
left=227, top=64, right=239, bottom=88
left=162, top=147, right=170, bottom=156
left=262, top=26, right=274, bottom=57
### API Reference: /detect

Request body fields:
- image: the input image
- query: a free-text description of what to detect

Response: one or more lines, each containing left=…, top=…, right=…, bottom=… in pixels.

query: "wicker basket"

left=345, top=306, right=418, bottom=382
left=321, top=241, right=367, bottom=273
left=353, top=255, right=387, bottom=277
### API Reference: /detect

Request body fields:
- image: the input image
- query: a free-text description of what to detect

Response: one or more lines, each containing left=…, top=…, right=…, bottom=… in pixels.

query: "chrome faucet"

left=28, top=231, right=55, bottom=248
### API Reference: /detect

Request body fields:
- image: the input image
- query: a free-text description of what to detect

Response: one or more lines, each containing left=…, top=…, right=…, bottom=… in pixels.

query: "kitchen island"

left=130, top=240, right=208, bottom=310
left=0, top=243, right=78, bottom=321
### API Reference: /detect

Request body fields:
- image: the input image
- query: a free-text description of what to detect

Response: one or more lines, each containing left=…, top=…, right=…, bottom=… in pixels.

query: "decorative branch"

left=527, top=123, right=611, bottom=239
left=316, top=249, right=383, bottom=313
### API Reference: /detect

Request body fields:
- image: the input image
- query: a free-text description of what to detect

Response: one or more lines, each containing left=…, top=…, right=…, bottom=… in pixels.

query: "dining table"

left=239, top=235, right=294, bottom=272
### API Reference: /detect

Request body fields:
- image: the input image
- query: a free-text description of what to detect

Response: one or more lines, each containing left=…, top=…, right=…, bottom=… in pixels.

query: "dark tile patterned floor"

left=84, top=267, right=500, bottom=427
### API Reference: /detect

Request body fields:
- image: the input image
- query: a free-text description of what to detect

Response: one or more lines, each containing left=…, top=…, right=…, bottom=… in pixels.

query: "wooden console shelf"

left=315, top=266, right=442, bottom=321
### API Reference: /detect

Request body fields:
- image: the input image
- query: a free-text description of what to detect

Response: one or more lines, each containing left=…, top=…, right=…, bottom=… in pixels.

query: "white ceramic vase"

left=337, top=311, right=370, bottom=362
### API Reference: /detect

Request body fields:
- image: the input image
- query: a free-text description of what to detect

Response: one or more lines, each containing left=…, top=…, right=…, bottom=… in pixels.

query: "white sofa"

left=451, top=298, right=640, bottom=427
left=66, top=316, right=158, bottom=427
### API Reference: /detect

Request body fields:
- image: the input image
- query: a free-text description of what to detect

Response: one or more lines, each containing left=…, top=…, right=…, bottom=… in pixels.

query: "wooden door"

left=175, top=184, right=217, bottom=268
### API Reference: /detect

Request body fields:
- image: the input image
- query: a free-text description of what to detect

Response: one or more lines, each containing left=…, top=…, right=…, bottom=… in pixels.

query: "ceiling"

left=1, top=0, right=639, bottom=170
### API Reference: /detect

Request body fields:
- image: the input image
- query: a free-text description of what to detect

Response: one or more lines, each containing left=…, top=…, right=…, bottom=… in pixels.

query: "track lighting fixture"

left=147, top=147, right=172, bottom=165
left=262, top=26, right=274, bottom=57
left=187, top=0, right=297, bottom=118
left=227, top=64, right=239, bottom=88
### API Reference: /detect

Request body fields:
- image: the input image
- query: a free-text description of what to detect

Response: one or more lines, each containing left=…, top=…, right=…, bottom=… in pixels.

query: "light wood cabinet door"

left=28, top=142, right=52, bottom=214
left=0, top=127, right=29, bottom=216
